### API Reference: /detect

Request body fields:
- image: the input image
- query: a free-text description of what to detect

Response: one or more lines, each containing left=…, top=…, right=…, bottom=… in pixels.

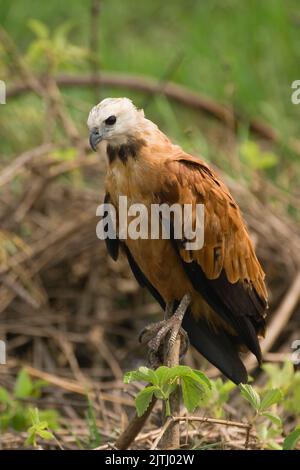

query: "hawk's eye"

left=105, top=115, right=117, bottom=125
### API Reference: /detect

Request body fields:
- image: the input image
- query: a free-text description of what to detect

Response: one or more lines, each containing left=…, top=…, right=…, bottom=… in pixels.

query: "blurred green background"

left=0, top=0, right=299, bottom=205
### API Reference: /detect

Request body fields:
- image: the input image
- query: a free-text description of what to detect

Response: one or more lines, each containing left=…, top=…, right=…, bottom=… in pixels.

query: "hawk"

left=88, top=97, right=268, bottom=384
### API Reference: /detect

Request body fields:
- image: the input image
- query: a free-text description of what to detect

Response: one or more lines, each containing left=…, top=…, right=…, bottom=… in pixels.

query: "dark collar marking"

left=107, top=139, right=146, bottom=164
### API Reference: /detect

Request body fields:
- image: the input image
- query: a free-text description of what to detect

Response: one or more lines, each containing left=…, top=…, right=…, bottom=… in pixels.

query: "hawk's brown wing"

left=158, top=153, right=268, bottom=360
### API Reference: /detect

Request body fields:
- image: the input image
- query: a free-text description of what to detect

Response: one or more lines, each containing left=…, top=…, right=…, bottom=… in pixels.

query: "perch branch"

left=158, top=301, right=183, bottom=449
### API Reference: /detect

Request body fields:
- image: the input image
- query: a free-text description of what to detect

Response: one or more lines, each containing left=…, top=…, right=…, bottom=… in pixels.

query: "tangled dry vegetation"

left=0, top=29, right=300, bottom=450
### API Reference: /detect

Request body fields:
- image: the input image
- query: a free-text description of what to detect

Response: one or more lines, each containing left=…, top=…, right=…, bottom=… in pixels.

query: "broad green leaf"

left=0, top=386, right=11, bottom=404
left=28, top=407, right=40, bottom=425
left=25, top=430, right=36, bottom=446
left=156, top=365, right=211, bottom=389
left=181, top=376, right=206, bottom=412
left=261, top=412, right=282, bottom=427
left=38, top=429, right=54, bottom=441
left=283, top=428, right=300, bottom=450
left=153, top=388, right=165, bottom=400
left=191, top=370, right=212, bottom=390
left=36, top=421, right=49, bottom=431
left=239, top=384, right=261, bottom=411
left=124, top=367, right=158, bottom=385
left=14, top=369, right=33, bottom=399
left=37, top=409, right=59, bottom=430
left=155, top=366, right=180, bottom=385
left=156, top=365, right=192, bottom=383
left=260, top=389, right=283, bottom=411
left=135, top=386, right=157, bottom=417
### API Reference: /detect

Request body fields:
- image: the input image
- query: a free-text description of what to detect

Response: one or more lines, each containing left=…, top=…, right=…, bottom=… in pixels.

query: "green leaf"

left=181, top=376, right=206, bottom=412
left=156, top=365, right=211, bottom=389
left=155, top=365, right=190, bottom=384
left=0, top=386, right=11, bottom=404
left=25, top=429, right=36, bottom=446
left=239, top=384, right=261, bottom=411
left=283, top=428, right=300, bottom=450
left=38, top=409, right=59, bottom=430
left=38, top=429, right=54, bottom=441
left=14, top=369, right=33, bottom=399
left=124, top=367, right=158, bottom=385
left=260, top=389, right=283, bottom=411
left=191, top=370, right=212, bottom=390
left=155, top=366, right=179, bottom=385
left=135, top=386, right=157, bottom=417
left=240, top=141, right=278, bottom=170
left=261, top=412, right=282, bottom=427
left=28, top=407, right=40, bottom=425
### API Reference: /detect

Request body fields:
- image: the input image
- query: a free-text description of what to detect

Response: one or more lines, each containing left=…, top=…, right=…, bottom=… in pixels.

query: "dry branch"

left=7, top=72, right=300, bottom=155
left=114, top=395, right=157, bottom=450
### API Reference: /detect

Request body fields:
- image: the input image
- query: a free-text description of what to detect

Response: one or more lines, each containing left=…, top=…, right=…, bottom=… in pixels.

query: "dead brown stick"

left=245, top=271, right=300, bottom=371
left=7, top=72, right=300, bottom=155
left=260, top=271, right=300, bottom=354
left=21, top=363, right=134, bottom=406
left=172, top=415, right=251, bottom=430
left=114, top=395, right=157, bottom=450
left=0, top=143, right=54, bottom=188
left=151, top=417, right=173, bottom=450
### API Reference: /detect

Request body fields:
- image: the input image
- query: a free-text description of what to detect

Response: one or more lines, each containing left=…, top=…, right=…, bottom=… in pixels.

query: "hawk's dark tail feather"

left=182, top=311, right=248, bottom=385
left=123, top=244, right=248, bottom=384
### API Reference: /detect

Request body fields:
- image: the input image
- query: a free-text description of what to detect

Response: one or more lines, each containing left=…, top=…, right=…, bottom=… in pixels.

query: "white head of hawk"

left=87, top=97, right=157, bottom=150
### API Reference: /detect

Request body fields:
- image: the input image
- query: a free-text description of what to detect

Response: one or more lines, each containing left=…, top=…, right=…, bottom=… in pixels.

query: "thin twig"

left=172, top=416, right=251, bottom=430
left=0, top=144, right=54, bottom=188
left=150, top=417, right=173, bottom=450
left=245, top=271, right=300, bottom=371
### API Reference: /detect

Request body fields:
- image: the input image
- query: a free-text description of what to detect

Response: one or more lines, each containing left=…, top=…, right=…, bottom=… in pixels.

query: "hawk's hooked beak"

left=89, top=128, right=103, bottom=151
